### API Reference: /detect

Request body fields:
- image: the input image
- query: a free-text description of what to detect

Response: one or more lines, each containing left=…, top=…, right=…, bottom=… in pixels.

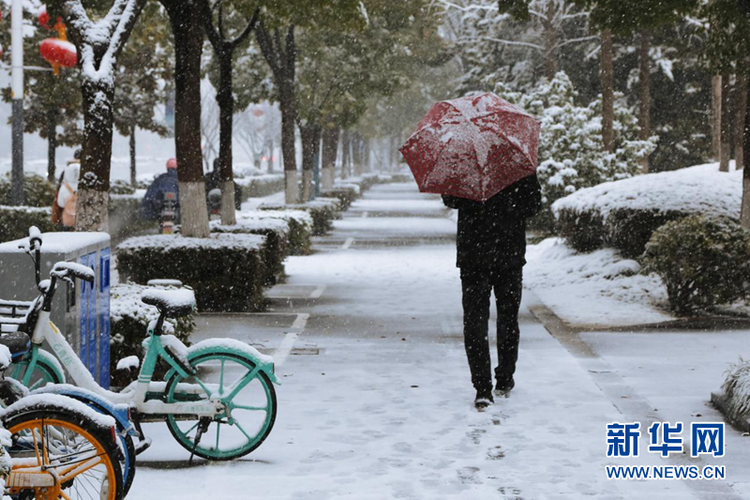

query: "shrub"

left=117, top=233, right=268, bottom=312
left=110, top=180, right=136, bottom=195
left=248, top=210, right=313, bottom=255
left=235, top=174, right=285, bottom=201
left=552, top=163, right=742, bottom=256
left=110, top=283, right=195, bottom=387
left=555, top=207, right=606, bottom=253
left=0, top=206, right=55, bottom=243
left=320, top=184, right=359, bottom=211
left=0, top=173, right=56, bottom=208
left=717, top=358, right=750, bottom=429
left=644, top=215, right=750, bottom=313
left=260, top=198, right=340, bottom=236
left=210, top=217, right=289, bottom=285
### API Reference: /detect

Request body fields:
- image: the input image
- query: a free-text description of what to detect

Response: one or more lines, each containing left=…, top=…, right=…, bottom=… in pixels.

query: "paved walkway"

left=129, top=183, right=738, bottom=499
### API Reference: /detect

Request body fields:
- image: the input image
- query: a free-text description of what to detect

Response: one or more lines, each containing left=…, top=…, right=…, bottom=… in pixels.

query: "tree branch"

left=479, top=36, right=543, bottom=51
left=229, top=7, right=260, bottom=48
left=200, top=0, right=223, bottom=51
left=255, top=19, right=281, bottom=77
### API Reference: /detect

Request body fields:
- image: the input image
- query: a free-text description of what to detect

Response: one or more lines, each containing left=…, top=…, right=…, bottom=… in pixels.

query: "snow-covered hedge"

left=498, top=72, right=656, bottom=231
left=320, top=184, right=360, bottom=211
left=235, top=174, right=285, bottom=201
left=644, top=215, right=750, bottom=313
left=0, top=206, right=55, bottom=243
left=210, top=216, right=289, bottom=285
left=553, top=163, right=741, bottom=257
left=117, top=233, right=268, bottom=312
left=260, top=197, right=341, bottom=236
left=245, top=209, right=313, bottom=255
left=110, top=283, right=195, bottom=387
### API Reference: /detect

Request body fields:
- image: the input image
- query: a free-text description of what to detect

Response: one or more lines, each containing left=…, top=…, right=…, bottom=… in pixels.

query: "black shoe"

left=474, top=390, right=494, bottom=411
left=494, top=379, right=515, bottom=398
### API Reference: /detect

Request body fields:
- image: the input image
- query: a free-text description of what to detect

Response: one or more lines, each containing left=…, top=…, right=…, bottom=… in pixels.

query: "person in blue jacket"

left=140, top=158, right=180, bottom=220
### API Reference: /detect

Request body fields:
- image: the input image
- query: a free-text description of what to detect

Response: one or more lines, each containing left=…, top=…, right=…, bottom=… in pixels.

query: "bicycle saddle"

left=141, top=288, right=196, bottom=318
left=0, top=331, right=31, bottom=362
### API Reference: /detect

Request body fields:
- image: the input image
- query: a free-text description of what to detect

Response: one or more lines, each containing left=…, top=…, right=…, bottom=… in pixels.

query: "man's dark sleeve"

left=507, top=174, right=542, bottom=219
left=442, top=194, right=481, bottom=210
left=140, top=179, right=162, bottom=220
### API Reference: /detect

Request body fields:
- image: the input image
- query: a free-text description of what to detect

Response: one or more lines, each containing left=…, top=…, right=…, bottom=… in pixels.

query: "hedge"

left=0, top=206, right=55, bottom=242
left=553, top=163, right=741, bottom=257
left=245, top=209, right=313, bottom=255
left=117, top=233, right=268, bottom=312
left=235, top=174, right=285, bottom=201
left=110, top=283, right=195, bottom=387
left=0, top=173, right=56, bottom=208
left=210, top=217, right=290, bottom=285
left=320, top=184, right=360, bottom=211
left=644, top=215, right=750, bottom=313
left=260, top=197, right=341, bottom=236
left=109, top=195, right=156, bottom=238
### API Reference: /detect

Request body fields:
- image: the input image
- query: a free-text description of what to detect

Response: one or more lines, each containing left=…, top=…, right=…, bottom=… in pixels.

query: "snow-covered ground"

left=525, top=237, right=673, bottom=328
left=123, top=182, right=744, bottom=499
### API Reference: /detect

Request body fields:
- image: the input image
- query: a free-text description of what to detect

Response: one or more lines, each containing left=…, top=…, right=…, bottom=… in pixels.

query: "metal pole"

left=11, top=0, right=25, bottom=206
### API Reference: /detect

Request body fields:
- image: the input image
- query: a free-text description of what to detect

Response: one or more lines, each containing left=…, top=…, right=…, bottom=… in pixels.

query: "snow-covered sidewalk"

left=128, top=183, right=738, bottom=499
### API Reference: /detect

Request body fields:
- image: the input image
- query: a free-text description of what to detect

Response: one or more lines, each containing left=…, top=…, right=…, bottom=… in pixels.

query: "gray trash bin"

left=0, top=232, right=111, bottom=388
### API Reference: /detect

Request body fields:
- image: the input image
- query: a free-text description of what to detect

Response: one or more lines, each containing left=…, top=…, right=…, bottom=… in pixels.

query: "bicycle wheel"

left=165, top=352, right=277, bottom=460
left=11, top=353, right=65, bottom=391
left=4, top=409, right=124, bottom=500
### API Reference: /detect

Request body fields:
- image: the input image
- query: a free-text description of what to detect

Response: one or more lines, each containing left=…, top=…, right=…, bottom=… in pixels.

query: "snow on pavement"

left=129, top=183, right=704, bottom=499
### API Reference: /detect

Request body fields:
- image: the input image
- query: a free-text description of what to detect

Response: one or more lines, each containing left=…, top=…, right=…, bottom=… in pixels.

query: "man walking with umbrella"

left=400, top=93, right=542, bottom=410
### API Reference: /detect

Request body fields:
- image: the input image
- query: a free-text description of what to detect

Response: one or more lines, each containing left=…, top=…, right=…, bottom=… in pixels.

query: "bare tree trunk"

left=741, top=80, right=750, bottom=228
left=341, top=130, right=351, bottom=180
left=363, top=138, right=370, bottom=173
left=736, top=74, right=748, bottom=170
left=638, top=30, right=651, bottom=173
left=163, top=0, right=210, bottom=237
left=720, top=73, right=731, bottom=172
left=321, top=125, right=339, bottom=190
left=542, top=1, right=557, bottom=80
left=47, top=108, right=58, bottom=183
left=712, top=75, right=722, bottom=160
left=129, top=126, right=137, bottom=186
left=601, top=29, right=615, bottom=153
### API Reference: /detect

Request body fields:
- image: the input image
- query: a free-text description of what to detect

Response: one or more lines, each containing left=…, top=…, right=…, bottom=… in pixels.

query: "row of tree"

left=1, top=0, right=446, bottom=237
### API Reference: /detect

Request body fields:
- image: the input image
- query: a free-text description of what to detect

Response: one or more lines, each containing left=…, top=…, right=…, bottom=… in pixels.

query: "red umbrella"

left=400, top=92, right=540, bottom=202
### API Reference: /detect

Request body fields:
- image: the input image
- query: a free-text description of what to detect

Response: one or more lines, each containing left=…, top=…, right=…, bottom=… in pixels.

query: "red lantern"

left=38, top=9, right=50, bottom=29
left=40, top=38, right=77, bottom=68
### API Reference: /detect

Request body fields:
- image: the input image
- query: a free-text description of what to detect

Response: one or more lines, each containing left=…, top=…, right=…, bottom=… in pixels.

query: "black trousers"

left=460, top=266, right=523, bottom=393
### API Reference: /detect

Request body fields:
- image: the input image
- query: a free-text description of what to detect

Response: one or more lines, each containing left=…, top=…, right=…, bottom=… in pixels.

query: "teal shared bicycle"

left=12, top=229, right=280, bottom=461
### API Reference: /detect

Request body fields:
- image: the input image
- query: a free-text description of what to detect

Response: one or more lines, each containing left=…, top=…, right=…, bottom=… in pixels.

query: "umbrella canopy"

left=400, top=92, right=540, bottom=202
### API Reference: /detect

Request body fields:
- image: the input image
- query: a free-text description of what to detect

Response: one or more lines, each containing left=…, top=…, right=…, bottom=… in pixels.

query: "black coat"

left=443, top=174, right=542, bottom=270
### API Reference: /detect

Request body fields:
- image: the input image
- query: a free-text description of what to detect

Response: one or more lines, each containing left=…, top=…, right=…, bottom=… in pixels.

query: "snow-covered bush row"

left=110, top=283, right=195, bottom=387
left=117, top=233, right=268, bottom=312
left=235, top=174, right=285, bottom=201
left=241, top=210, right=313, bottom=255
left=644, top=215, right=750, bottom=313
left=260, top=197, right=341, bottom=236
left=498, top=72, right=656, bottom=230
left=320, top=184, right=360, bottom=211
left=553, top=163, right=742, bottom=256
left=0, top=206, right=54, bottom=243
left=210, top=216, right=290, bottom=285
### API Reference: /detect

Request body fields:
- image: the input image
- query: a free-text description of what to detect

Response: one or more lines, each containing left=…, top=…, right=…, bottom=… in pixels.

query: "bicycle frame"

left=26, top=309, right=224, bottom=419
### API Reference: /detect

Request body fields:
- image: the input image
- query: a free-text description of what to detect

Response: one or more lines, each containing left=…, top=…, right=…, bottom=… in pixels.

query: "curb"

left=710, top=390, right=750, bottom=434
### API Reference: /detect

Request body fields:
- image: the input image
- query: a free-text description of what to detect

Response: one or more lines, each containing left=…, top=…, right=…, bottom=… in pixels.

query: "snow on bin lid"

left=141, top=288, right=196, bottom=311
left=0, top=231, right=110, bottom=254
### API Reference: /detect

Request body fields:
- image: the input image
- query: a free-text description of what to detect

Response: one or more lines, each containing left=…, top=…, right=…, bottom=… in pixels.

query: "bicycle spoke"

left=220, top=359, right=225, bottom=395
left=232, top=404, right=268, bottom=412
left=183, top=421, right=200, bottom=437
left=232, top=421, right=255, bottom=443
left=224, top=366, right=261, bottom=401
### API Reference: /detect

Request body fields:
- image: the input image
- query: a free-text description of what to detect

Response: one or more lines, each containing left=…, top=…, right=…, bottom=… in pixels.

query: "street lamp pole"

left=10, top=0, right=25, bottom=205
